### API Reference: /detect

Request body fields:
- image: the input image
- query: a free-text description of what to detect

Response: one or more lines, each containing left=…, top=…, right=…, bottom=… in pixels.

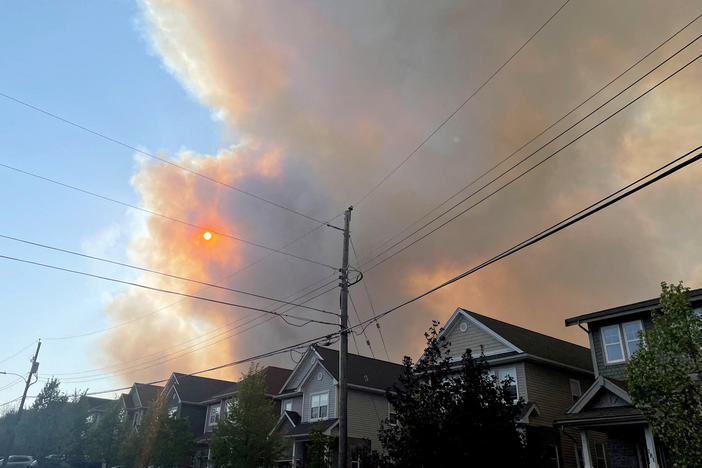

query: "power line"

left=354, top=0, right=572, bottom=206
left=0, top=92, right=328, bottom=226
left=0, top=341, right=38, bottom=366
left=350, top=238, right=390, bottom=360
left=0, top=233, right=337, bottom=317
left=0, top=162, right=337, bottom=270
left=360, top=13, right=702, bottom=264
left=362, top=44, right=702, bottom=273
left=352, top=145, right=702, bottom=333
left=0, top=254, right=338, bottom=326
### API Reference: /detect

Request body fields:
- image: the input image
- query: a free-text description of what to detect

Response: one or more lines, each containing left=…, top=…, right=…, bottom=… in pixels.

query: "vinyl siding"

left=523, top=361, right=594, bottom=426
left=301, top=363, right=337, bottom=422
left=287, top=352, right=318, bottom=390
left=280, top=395, right=303, bottom=415
left=348, top=389, right=388, bottom=453
left=443, top=315, right=510, bottom=358
left=491, top=362, right=528, bottom=402
left=590, top=315, right=653, bottom=381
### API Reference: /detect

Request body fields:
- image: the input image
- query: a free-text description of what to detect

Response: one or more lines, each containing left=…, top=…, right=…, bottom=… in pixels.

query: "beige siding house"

left=435, top=308, right=595, bottom=468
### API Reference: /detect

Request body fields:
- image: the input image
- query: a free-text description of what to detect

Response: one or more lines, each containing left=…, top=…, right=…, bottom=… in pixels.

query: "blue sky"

left=0, top=1, right=224, bottom=405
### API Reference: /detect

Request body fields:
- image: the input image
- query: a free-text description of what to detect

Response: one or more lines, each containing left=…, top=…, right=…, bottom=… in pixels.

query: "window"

left=387, top=403, right=398, bottom=426
left=601, top=325, right=625, bottom=363
left=208, top=404, right=221, bottom=426
left=284, top=400, right=293, bottom=411
left=498, top=367, right=518, bottom=403
left=310, top=392, right=329, bottom=420
left=168, top=406, right=178, bottom=418
left=622, top=321, right=643, bottom=357
left=593, top=442, right=607, bottom=468
left=570, top=379, right=582, bottom=403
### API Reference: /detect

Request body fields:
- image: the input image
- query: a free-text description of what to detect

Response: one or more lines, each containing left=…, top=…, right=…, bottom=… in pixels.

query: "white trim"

left=278, top=347, right=321, bottom=393
left=644, top=424, right=659, bottom=468
left=569, top=378, right=582, bottom=403
left=600, top=324, right=626, bottom=364
left=309, top=390, right=330, bottom=422
left=567, top=376, right=632, bottom=414
left=457, top=309, right=523, bottom=353
left=622, top=320, right=643, bottom=358
left=132, top=384, right=143, bottom=408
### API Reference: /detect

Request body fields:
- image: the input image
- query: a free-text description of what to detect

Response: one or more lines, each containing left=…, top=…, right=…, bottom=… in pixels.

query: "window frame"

left=208, top=404, right=221, bottom=426
left=310, top=391, right=329, bottom=421
left=284, top=399, right=293, bottom=412
left=497, top=366, right=519, bottom=403
left=621, top=320, right=643, bottom=358
left=601, top=324, right=626, bottom=364
left=569, top=378, right=582, bottom=403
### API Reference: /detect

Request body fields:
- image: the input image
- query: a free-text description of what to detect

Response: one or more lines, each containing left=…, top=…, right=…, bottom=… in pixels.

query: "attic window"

left=316, top=371, right=323, bottom=381
left=459, top=322, right=468, bottom=332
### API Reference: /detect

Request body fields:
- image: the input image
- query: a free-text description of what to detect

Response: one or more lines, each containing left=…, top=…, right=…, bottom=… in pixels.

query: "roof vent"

left=459, top=322, right=468, bottom=332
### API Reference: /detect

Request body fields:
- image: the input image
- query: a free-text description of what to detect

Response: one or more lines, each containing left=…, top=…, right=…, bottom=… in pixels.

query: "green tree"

left=628, top=282, right=702, bottom=467
left=307, top=423, right=334, bottom=468
left=84, top=401, right=130, bottom=466
left=210, top=365, right=285, bottom=467
left=151, top=414, right=196, bottom=467
left=379, top=321, right=525, bottom=467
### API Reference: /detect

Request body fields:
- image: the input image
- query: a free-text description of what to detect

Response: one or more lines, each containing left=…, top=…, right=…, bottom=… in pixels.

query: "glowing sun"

left=203, top=231, right=212, bottom=241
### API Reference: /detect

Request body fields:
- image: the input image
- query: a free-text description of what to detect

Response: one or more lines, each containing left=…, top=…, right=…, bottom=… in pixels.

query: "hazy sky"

left=1, top=0, right=701, bottom=406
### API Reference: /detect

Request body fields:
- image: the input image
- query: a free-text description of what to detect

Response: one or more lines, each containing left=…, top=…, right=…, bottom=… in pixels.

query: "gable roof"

left=460, top=309, right=593, bottom=372
left=565, top=287, right=702, bottom=327
left=82, top=396, right=114, bottom=411
left=134, top=383, right=163, bottom=407
left=170, top=373, right=235, bottom=403
left=207, top=366, right=292, bottom=400
left=310, top=346, right=404, bottom=392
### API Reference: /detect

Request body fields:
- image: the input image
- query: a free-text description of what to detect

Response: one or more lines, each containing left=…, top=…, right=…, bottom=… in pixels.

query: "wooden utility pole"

left=338, top=206, right=352, bottom=468
left=1, top=340, right=41, bottom=466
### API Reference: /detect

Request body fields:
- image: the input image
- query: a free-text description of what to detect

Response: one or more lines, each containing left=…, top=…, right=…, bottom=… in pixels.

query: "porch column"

left=644, top=424, right=659, bottom=468
left=580, top=431, right=593, bottom=468
left=292, top=439, right=296, bottom=466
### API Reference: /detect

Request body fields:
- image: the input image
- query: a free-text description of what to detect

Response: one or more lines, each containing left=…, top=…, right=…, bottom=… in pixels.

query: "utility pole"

left=2, top=340, right=41, bottom=466
left=338, top=206, right=352, bottom=468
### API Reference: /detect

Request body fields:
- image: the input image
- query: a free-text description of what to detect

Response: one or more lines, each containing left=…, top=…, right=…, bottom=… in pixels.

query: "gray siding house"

left=119, top=382, right=163, bottom=430
left=435, top=308, right=595, bottom=468
left=271, top=346, right=403, bottom=467
left=553, top=290, right=702, bottom=468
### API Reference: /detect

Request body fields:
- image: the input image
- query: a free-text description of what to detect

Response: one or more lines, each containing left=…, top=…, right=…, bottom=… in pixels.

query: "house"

left=270, top=345, right=404, bottom=467
left=195, top=366, right=292, bottom=467
left=82, top=396, right=114, bottom=424
left=432, top=308, right=595, bottom=468
left=119, top=382, right=163, bottom=430
left=553, top=290, right=702, bottom=467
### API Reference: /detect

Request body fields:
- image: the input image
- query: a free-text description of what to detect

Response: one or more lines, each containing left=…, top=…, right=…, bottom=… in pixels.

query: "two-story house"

left=119, top=382, right=163, bottom=430
left=270, top=345, right=404, bottom=467
left=553, top=290, right=702, bottom=468
left=433, top=308, right=595, bottom=468
left=197, top=366, right=292, bottom=467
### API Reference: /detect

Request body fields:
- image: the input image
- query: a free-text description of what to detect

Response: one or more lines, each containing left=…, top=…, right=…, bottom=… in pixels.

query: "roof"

left=286, top=346, right=403, bottom=393
left=82, top=396, right=113, bottom=411
left=284, top=410, right=301, bottom=426
left=286, top=418, right=338, bottom=437
left=462, top=310, right=593, bottom=372
left=555, top=406, right=644, bottom=426
left=134, top=383, right=163, bottom=407
left=207, top=366, right=292, bottom=400
left=119, top=393, right=133, bottom=411
left=565, top=287, right=702, bottom=327
left=171, top=373, right=235, bottom=403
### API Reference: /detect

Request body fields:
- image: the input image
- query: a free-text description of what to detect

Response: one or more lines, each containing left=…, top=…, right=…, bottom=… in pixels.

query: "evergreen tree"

left=378, top=321, right=525, bottom=467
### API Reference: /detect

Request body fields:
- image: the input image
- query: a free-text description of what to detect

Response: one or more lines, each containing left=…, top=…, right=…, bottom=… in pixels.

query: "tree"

left=378, top=321, right=525, bottom=467
left=84, top=401, right=130, bottom=467
left=628, top=282, right=702, bottom=466
left=307, top=423, right=334, bottom=468
left=210, top=365, right=285, bottom=467
left=151, top=414, right=196, bottom=467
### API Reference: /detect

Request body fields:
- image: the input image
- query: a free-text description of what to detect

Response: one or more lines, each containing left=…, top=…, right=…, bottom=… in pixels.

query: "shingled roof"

left=461, top=309, right=593, bottom=372
left=311, top=346, right=404, bottom=392
left=134, top=383, right=163, bottom=407
left=171, top=373, right=234, bottom=403
left=208, top=366, right=292, bottom=400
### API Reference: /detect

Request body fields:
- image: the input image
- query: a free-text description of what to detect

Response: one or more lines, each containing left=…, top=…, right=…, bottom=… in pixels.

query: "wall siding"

left=591, top=315, right=653, bottom=381
left=347, top=389, right=389, bottom=453
left=280, top=395, right=303, bottom=415
left=301, top=363, right=337, bottom=422
left=443, top=315, right=509, bottom=358
left=523, top=361, right=594, bottom=426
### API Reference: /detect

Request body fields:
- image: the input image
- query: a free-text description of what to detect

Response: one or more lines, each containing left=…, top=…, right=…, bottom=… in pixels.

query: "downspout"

left=577, top=320, right=599, bottom=378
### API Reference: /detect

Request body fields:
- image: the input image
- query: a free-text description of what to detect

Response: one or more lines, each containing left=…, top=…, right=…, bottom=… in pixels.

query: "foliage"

left=307, top=423, right=334, bottom=468
left=84, top=401, right=130, bottom=466
left=150, top=414, right=196, bottom=467
left=628, top=282, right=702, bottom=467
left=378, top=321, right=525, bottom=467
left=210, top=364, right=285, bottom=468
